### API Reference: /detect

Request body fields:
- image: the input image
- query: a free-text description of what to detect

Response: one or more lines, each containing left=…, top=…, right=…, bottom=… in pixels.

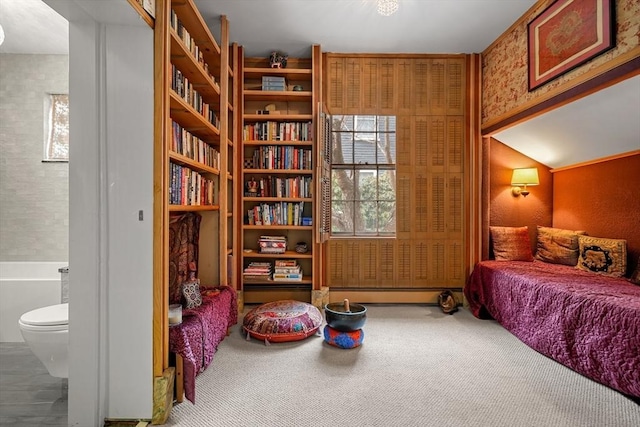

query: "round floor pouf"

left=243, top=300, right=323, bottom=345
left=323, top=325, right=364, bottom=349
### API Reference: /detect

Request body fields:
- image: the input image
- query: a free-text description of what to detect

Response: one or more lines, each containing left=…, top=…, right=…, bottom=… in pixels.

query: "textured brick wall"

left=482, top=0, right=640, bottom=125
left=0, top=54, right=69, bottom=261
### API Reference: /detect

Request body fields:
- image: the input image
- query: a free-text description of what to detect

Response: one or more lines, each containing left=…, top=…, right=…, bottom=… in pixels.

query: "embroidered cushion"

left=576, top=235, right=627, bottom=277
left=323, top=325, right=364, bottom=349
left=535, top=226, right=587, bottom=266
left=182, top=280, right=202, bottom=309
left=490, top=226, right=534, bottom=261
left=243, top=300, right=322, bottom=344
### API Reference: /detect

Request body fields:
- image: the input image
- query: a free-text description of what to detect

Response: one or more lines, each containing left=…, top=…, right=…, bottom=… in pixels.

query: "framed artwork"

left=527, top=0, right=615, bottom=91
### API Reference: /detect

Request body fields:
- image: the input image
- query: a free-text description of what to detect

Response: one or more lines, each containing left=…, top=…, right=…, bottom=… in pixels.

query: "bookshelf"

left=152, top=0, right=236, bottom=413
left=238, top=45, right=325, bottom=305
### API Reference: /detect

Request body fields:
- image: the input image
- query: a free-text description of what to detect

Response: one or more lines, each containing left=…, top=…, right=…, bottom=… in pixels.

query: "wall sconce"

left=511, top=167, right=539, bottom=197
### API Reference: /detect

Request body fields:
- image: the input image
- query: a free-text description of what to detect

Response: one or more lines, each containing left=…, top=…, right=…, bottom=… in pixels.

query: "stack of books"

left=272, top=260, right=303, bottom=282
left=258, top=236, right=287, bottom=254
left=243, top=262, right=272, bottom=281
left=262, top=76, right=286, bottom=91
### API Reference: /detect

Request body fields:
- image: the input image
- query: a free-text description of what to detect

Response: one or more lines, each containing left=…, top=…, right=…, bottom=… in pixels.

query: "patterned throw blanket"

left=465, top=260, right=640, bottom=398
left=169, top=286, right=238, bottom=403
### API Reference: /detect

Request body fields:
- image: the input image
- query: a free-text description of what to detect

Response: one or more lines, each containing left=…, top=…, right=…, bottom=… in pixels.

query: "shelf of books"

left=238, top=46, right=322, bottom=304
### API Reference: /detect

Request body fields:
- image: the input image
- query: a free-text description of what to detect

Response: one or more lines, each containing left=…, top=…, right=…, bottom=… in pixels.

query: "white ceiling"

left=1, top=0, right=638, bottom=169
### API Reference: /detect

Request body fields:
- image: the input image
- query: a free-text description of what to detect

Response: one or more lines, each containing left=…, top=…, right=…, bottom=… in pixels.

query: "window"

left=44, top=94, right=69, bottom=162
left=331, top=115, right=396, bottom=236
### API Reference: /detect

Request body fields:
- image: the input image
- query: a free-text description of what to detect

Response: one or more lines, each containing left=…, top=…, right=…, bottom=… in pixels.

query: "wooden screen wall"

left=324, top=54, right=468, bottom=290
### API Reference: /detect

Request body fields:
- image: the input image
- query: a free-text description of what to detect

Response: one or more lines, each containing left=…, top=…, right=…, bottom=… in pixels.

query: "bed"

left=169, top=286, right=238, bottom=404
left=465, top=259, right=640, bottom=398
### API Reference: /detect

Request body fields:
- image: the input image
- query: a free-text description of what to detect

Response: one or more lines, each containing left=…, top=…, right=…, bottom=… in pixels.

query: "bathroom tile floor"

left=0, top=343, right=67, bottom=427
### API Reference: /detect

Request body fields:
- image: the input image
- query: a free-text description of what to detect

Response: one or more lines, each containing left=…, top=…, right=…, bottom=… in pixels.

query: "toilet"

left=18, top=303, right=69, bottom=378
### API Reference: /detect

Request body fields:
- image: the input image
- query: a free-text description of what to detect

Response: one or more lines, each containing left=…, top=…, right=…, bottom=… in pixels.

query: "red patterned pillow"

left=490, top=226, right=533, bottom=261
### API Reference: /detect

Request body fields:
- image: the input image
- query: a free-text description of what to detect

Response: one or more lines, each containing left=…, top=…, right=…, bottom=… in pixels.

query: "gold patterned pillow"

left=576, top=236, right=627, bottom=277
left=535, top=226, right=587, bottom=266
left=490, top=226, right=533, bottom=261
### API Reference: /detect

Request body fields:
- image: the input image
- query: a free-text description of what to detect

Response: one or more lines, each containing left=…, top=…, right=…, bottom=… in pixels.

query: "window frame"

left=43, top=93, right=69, bottom=162
left=330, top=115, right=396, bottom=237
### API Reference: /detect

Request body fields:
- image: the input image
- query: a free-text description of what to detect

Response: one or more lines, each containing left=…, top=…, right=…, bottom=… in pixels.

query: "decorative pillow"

left=535, top=226, right=587, bottom=266
left=490, top=226, right=533, bottom=261
left=630, top=257, right=640, bottom=285
left=182, top=280, right=202, bottom=309
left=243, top=300, right=322, bottom=345
left=576, top=236, right=627, bottom=277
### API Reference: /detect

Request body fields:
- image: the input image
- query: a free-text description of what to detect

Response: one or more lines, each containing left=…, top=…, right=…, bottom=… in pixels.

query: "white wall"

left=0, top=54, right=69, bottom=261
left=45, top=0, right=154, bottom=424
left=0, top=262, right=67, bottom=342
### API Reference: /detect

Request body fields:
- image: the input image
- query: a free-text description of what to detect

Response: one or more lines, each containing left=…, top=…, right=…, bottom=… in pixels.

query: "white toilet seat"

left=19, top=303, right=68, bottom=331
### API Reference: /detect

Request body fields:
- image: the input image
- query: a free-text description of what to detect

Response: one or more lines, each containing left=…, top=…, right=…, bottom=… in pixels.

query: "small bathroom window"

left=43, top=93, right=69, bottom=162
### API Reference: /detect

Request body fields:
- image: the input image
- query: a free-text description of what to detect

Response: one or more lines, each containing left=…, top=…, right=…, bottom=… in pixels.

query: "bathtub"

left=0, top=262, right=68, bottom=342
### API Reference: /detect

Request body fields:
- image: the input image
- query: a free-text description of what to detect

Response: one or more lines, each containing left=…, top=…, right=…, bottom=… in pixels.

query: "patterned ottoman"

left=323, top=325, right=364, bottom=349
left=243, top=300, right=323, bottom=345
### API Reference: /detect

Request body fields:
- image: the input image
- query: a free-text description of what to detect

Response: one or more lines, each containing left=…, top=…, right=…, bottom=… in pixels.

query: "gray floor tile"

left=0, top=343, right=67, bottom=427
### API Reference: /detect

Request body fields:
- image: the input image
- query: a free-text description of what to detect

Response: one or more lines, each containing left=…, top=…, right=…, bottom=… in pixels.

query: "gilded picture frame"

left=527, top=0, right=615, bottom=91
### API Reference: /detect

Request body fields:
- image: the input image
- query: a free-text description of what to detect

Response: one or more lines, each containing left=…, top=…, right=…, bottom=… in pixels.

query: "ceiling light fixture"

left=0, top=24, right=5, bottom=47
left=377, top=0, right=399, bottom=16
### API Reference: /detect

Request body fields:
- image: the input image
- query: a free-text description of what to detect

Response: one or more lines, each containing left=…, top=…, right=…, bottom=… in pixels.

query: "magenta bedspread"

left=465, top=260, right=640, bottom=398
left=169, top=286, right=238, bottom=404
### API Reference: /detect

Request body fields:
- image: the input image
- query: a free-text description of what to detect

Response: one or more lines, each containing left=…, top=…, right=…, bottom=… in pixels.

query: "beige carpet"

left=162, top=305, right=639, bottom=427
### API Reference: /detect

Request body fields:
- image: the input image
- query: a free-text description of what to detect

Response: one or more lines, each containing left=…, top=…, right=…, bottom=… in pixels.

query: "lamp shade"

left=511, top=168, right=539, bottom=186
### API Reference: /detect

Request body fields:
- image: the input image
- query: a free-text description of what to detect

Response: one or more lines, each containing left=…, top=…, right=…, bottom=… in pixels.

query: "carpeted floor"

left=162, top=304, right=639, bottom=427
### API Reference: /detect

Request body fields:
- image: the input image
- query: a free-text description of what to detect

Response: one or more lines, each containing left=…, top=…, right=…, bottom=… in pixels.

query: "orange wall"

left=553, top=153, right=640, bottom=275
left=487, top=138, right=553, bottom=257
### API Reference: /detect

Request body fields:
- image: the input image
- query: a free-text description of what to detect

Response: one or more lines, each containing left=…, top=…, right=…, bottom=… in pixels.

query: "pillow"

left=535, top=226, right=586, bottom=266
left=576, top=236, right=627, bottom=277
left=182, top=280, right=202, bottom=309
left=243, top=300, right=322, bottom=344
left=490, top=226, right=533, bottom=261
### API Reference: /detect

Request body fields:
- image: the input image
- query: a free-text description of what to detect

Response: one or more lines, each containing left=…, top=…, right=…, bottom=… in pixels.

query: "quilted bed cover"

left=169, top=286, right=238, bottom=403
left=465, top=260, right=640, bottom=398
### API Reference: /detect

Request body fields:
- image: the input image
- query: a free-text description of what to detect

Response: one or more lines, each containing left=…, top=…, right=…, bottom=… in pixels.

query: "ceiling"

left=1, top=0, right=638, bottom=169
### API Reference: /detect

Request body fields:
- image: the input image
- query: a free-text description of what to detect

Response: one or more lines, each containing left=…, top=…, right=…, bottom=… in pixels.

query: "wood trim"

left=126, top=0, right=155, bottom=28
left=550, top=150, right=640, bottom=173
left=328, top=290, right=464, bottom=304
left=219, top=15, right=229, bottom=286
left=466, top=54, right=483, bottom=275
left=482, top=48, right=640, bottom=135
left=153, top=0, right=170, bottom=379
left=325, top=53, right=468, bottom=59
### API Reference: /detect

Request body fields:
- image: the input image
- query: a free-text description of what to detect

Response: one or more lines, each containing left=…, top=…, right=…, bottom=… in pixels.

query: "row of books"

left=242, top=261, right=271, bottom=281
left=250, top=146, right=312, bottom=170
left=171, top=121, right=220, bottom=168
left=273, top=259, right=303, bottom=282
left=242, top=260, right=304, bottom=282
left=171, top=64, right=220, bottom=129
left=169, top=9, right=217, bottom=87
left=243, top=121, right=312, bottom=142
left=261, top=76, right=286, bottom=91
left=245, top=176, right=312, bottom=198
left=169, top=163, right=215, bottom=206
left=247, top=202, right=306, bottom=226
